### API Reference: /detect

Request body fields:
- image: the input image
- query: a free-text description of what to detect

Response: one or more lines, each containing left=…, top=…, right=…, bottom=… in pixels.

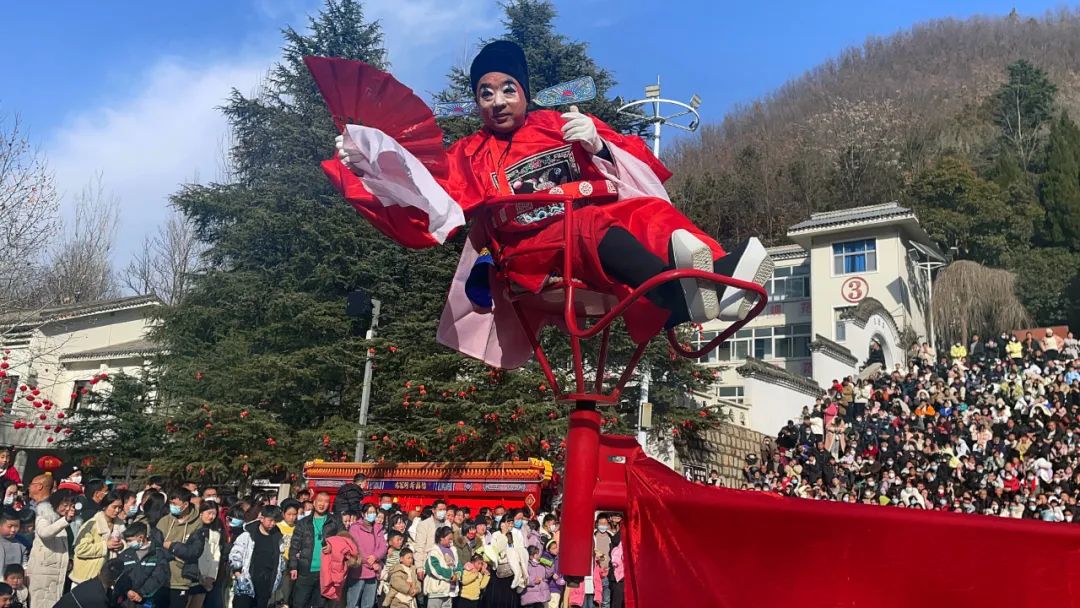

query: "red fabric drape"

left=623, top=452, right=1080, bottom=607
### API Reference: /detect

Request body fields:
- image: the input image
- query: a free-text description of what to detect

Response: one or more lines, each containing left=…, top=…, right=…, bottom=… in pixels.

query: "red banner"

left=624, top=452, right=1080, bottom=607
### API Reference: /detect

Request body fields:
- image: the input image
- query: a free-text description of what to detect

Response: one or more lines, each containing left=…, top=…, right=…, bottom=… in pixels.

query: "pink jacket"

left=611, top=545, right=624, bottom=583
left=320, top=534, right=357, bottom=600
left=566, top=563, right=606, bottom=607
left=348, top=521, right=388, bottom=580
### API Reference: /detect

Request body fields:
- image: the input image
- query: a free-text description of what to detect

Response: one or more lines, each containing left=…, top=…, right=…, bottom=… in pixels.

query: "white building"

left=0, top=295, right=161, bottom=459
left=695, top=202, right=945, bottom=436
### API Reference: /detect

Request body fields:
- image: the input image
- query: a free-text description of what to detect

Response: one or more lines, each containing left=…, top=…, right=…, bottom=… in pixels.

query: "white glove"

left=561, top=108, right=603, bottom=155
left=335, top=131, right=366, bottom=176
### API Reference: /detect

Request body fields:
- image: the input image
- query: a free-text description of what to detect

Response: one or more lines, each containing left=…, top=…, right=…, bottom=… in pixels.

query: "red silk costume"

left=326, top=110, right=725, bottom=352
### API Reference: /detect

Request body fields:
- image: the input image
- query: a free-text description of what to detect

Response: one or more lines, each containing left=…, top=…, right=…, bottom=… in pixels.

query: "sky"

left=0, top=0, right=1070, bottom=265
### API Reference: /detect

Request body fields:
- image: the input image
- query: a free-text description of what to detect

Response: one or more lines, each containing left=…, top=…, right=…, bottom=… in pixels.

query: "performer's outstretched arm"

left=332, top=125, right=466, bottom=248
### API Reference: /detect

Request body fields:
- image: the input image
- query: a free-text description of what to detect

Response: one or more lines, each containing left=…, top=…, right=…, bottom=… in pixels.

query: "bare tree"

left=39, top=175, right=119, bottom=305
left=0, top=113, right=60, bottom=309
left=931, top=261, right=1031, bottom=347
left=122, top=210, right=202, bottom=304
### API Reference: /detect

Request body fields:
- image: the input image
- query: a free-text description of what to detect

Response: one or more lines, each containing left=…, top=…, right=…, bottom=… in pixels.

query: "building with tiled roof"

left=690, top=202, right=945, bottom=436
left=0, top=295, right=162, bottom=455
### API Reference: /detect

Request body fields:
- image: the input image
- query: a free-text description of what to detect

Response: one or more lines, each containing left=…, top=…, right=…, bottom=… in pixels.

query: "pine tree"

left=1039, top=112, right=1080, bottom=248
left=63, top=371, right=165, bottom=469
left=155, top=0, right=423, bottom=476
left=992, top=59, right=1057, bottom=170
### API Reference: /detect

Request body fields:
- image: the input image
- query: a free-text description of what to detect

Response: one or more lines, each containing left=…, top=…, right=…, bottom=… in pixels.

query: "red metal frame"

left=483, top=189, right=770, bottom=582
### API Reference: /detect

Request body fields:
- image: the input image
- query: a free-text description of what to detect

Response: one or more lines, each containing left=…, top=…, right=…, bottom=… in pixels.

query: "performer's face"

left=476, top=72, right=527, bottom=134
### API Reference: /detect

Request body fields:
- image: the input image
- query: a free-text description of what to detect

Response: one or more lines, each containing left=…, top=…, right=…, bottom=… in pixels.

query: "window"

left=70, top=380, right=92, bottom=411
left=832, top=239, right=877, bottom=275
left=834, top=306, right=854, bottom=342
left=696, top=324, right=811, bottom=362
left=716, top=386, right=745, bottom=403
left=767, top=264, right=810, bottom=301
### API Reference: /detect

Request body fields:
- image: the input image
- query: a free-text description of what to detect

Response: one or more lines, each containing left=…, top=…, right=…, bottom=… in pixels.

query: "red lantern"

left=36, top=455, right=61, bottom=472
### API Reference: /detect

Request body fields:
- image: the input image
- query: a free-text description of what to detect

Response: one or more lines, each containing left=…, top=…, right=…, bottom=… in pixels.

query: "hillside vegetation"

left=668, top=8, right=1080, bottom=328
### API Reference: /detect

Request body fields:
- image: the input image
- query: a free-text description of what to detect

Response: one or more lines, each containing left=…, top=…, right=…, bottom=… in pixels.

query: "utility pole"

left=354, top=298, right=381, bottom=462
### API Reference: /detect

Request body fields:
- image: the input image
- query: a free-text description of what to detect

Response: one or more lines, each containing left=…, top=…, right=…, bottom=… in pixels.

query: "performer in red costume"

left=327, top=41, right=772, bottom=368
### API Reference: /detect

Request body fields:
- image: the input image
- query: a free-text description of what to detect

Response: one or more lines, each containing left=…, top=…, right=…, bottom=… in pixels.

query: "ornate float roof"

left=303, top=458, right=553, bottom=484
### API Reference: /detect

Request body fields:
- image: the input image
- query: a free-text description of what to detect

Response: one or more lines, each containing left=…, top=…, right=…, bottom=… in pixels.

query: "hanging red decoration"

left=37, top=455, right=61, bottom=472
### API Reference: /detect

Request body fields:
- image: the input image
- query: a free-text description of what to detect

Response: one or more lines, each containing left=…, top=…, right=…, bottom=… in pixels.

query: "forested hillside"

left=668, top=9, right=1080, bottom=327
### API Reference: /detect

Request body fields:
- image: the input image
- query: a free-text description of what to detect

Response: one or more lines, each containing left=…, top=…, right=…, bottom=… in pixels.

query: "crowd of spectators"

left=739, top=329, right=1080, bottom=522
left=0, top=466, right=621, bottom=608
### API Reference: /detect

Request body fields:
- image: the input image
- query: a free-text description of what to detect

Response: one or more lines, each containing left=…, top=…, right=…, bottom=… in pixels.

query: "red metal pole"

left=560, top=400, right=601, bottom=582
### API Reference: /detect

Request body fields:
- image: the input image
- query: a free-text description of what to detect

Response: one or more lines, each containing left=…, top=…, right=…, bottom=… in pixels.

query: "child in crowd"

left=2, top=565, right=27, bottom=608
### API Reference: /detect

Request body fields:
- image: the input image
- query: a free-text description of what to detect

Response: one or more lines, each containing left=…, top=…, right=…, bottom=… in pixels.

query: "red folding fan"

left=303, top=56, right=448, bottom=180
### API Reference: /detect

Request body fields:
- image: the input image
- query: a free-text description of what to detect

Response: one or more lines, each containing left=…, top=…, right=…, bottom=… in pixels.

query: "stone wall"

left=677, top=422, right=768, bottom=488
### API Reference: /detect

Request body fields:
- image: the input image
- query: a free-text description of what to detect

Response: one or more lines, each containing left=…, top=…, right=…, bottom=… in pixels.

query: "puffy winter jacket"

left=110, top=545, right=171, bottom=602
left=287, top=512, right=342, bottom=573
left=333, top=484, right=366, bottom=515
left=229, top=522, right=285, bottom=598
left=319, top=533, right=357, bottom=600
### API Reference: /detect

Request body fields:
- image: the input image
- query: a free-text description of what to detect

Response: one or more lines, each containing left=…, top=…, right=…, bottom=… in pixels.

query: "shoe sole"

left=670, top=229, right=719, bottom=324
left=719, top=238, right=774, bottom=322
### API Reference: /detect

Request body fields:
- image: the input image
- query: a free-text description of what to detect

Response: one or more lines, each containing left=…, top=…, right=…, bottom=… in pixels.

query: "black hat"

left=470, top=40, right=530, bottom=101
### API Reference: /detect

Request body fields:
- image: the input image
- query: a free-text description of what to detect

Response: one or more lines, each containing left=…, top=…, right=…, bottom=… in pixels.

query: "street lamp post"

left=349, top=294, right=382, bottom=462
left=617, top=80, right=703, bottom=454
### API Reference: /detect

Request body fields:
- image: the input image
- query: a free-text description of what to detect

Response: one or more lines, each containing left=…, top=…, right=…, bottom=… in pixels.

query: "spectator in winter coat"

left=332, top=475, right=368, bottom=516
left=346, top=504, right=386, bottom=608
left=412, top=500, right=447, bottom=579
left=110, top=523, right=171, bottom=608
left=288, top=492, right=341, bottom=608
left=319, top=531, right=357, bottom=606
left=0, top=511, right=22, bottom=572
left=229, top=507, right=285, bottom=608
left=456, top=554, right=489, bottom=608
left=30, top=488, right=77, bottom=607
left=72, top=492, right=126, bottom=585
left=158, top=488, right=204, bottom=608
left=167, top=502, right=222, bottom=608
left=541, top=540, right=564, bottom=608
left=422, top=527, right=463, bottom=608
left=520, top=546, right=552, bottom=608
left=384, top=549, right=419, bottom=608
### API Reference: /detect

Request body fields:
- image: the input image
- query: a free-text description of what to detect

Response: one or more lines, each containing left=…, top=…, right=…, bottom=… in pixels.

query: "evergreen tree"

left=992, top=59, right=1057, bottom=170
left=63, top=372, right=165, bottom=468
left=906, top=156, right=1041, bottom=266
left=1039, top=112, right=1080, bottom=248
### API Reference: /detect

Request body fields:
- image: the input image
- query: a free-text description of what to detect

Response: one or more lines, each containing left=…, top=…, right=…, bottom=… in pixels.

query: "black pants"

left=456, top=600, right=480, bottom=608
left=169, top=588, right=188, bottom=608
left=291, top=571, right=323, bottom=608
left=234, top=574, right=275, bottom=608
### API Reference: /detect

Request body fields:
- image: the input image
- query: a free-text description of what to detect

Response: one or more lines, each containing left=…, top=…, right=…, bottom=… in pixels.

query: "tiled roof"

left=736, top=357, right=824, bottom=397
left=787, top=202, right=914, bottom=234
left=59, top=338, right=160, bottom=362
left=0, top=295, right=160, bottom=328
left=809, top=334, right=858, bottom=365
left=766, top=244, right=807, bottom=261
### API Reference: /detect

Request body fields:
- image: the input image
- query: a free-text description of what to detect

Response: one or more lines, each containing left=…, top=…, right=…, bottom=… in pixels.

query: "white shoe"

left=669, top=229, right=719, bottom=324
left=715, top=237, right=773, bottom=322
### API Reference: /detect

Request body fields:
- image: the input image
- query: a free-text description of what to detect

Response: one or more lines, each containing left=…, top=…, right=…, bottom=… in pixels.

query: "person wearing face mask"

left=378, top=495, right=396, bottom=514
left=157, top=488, right=204, bottom=608
left=411, top=500, right=447, bottom=585
left=346, top=504, right=386, bottom=608
left=539, top=515, right=558, bottom=547
left=230, top=507, right=285, bottom=608
left=168, top=502, right=223, bottom=608
left=110, top=523, right=171, bottom=608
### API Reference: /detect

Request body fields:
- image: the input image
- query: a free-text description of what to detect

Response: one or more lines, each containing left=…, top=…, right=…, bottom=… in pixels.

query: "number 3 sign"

left=842, top=277, right=868, bottom=303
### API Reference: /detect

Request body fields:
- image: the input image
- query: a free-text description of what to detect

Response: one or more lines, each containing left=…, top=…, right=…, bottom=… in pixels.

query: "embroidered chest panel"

left=491, top=144, right=581, bottom=194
